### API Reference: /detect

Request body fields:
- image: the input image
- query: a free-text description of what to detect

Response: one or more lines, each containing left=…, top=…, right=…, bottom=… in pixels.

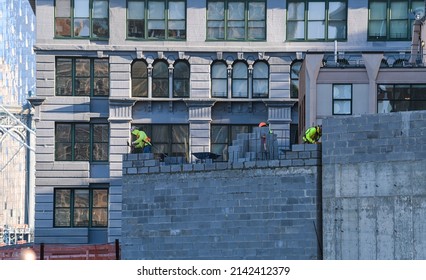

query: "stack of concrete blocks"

left=228, top=127, right=278, bottom=162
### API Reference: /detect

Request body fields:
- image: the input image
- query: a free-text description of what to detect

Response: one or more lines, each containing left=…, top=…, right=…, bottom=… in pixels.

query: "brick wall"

left=121, top=144, right=322, bottom=260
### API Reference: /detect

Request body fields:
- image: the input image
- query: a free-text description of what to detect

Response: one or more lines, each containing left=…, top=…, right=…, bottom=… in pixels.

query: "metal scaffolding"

left=0, top=225, right=33, bottom=246
left=0, top=104, right=35, bottom=172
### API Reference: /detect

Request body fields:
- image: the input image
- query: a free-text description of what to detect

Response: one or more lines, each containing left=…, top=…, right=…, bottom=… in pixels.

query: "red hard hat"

left=259, top=122, right=267, bottom=127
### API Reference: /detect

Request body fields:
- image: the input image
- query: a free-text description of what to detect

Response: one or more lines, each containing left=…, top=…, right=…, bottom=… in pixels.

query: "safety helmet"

left=259, top=122, right=268, bottom=127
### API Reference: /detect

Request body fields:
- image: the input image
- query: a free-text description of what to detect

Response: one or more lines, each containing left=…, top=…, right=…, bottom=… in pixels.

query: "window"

left=127, top=0, right=186, bottom=40
left=136, top=124, right=189, bottom=161
left=332, top=84, right=352, bottom=115
left=211, top=124, right=256, bottom=161
left=173, top=60, right=190, bottom=97
left=152, top=60, right=169, bottom=97
left=56, top=58, right=109, bottom=96
left=55, top=0, right=109, bottom=39
left=54, top=188, right=108, bottom=227
left=55, top=122, right=109, bottom=161
left=287, top=0, right=347, bottom=41
left=378, top=84, right=426, bottom=113
left=368, top=0, right=423, bottom=40
left=252, top=61, right=269, bottom=98
left=211, top=60, right=228, bottom=97
left=131, top=60, right=148, bottom=97
left=207, top=0, right=266, bottom=40
left=232, top=61, right=248, bottom=98
left=290, top=60, right=303, bottom=98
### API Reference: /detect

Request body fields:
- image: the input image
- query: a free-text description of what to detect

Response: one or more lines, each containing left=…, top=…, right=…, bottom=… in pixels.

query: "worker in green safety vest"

left=303, top=125, right=322, bottom=144
left=131, top=127, right=152, bottom=153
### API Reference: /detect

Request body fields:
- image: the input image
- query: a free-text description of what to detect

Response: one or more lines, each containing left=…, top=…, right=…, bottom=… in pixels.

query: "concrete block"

left=170, top=165, right=182, bottom=173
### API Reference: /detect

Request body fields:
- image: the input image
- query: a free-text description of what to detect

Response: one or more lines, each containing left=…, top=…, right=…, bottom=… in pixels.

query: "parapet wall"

left=121, top=144, right=322, bottom=260
left=322, top=111, right=426, bottom=260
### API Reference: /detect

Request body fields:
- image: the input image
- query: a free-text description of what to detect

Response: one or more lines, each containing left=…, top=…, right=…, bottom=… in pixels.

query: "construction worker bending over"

left=131, top=127, right=152, bottom=153
left=303, top=125, right=322, bottom=144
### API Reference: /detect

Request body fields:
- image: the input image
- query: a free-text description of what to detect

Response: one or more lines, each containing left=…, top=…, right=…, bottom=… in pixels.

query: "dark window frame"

left=252, top=60, right=269, bottom=98
left=368, top=0, right=423, bottom=41
left=54, top=187, right=109, bottom=228
left=290, top=60, right=303, bottom=99
left=231, top=60, right=249, bottom=98
left=206, top=0, right=267, bottom=41
left=126, top=0, right=187, bottom=40
left=54, top=0, right=109, bottom=40
left=55, top=57, right=109, bottom=97
left=286, top=0, right=348, bottom=42
left=377, top=84, right=426, bottom=112
left=173, top=60, right=190, bottom=97
left=211, top=60, right=228, bottom=98
left=55, top=122, right=109, bottom=162
left=131, top=60, right=149, bottom=97
left=332, top=83, right=352, bottom=115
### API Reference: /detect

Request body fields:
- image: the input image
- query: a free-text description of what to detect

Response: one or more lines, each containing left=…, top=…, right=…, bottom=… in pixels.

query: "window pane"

left=93, top=0, right=108, bottom=18
left=370, top=2, right=387, bottom=19
left=76, top=59, right=90, bottom=76
left=56, top=143, right=72, bottom=160
left=152, top=80, right=169, bottom=97
left=248, top=21, right=265, bottom=39
left=57, top=58, right=72, bottom=76
left=369, top=20, right=387, bottom=37
left=287, top=21, right=305, bottom=39
left=56, top=124, right=72, bottom=142
left=308, top=2, right=325, bottom=20
left=208, top=2, right=225, bottom=20
left=174, top=62, right=189, bottom=78
left=75, top=78, right=90, bottom=96
left=55, top=0, right=71, bottom=17
left=74, top=0, right=89, bottom=17
left=329, top=2, right=346, bottom=20
left=334, top=100, right=351, bottom=114
left=128, top=19, right=145, bottom=37
left=291, top=61, right=302, bottom=79
left=211, top=125, right=228, bottom=143
left=212, top=80, right=227, bottom=97
left=169, top=1, right=185, bottom=19
left=132, top=60, right=148, bottom=77
left=249, top=2, right=265, bottom=20
left=172, top=125, right=188, bottom=143
left=153, top=61, right=168, bottom=78
left=55, top=189, right=71, bottom=207
left=93, top=124, right=109, bottom=142
left=207, top=21, right=225, bottom=39
left=253, top=62, right=268, bottom=78
left=173, top=80, right=189, bottom=97
left=128, top=1, right=145, bottom=19
left=93, top=143, right=108, bottom=161
left=228, top=2, right=245, bottom=20
left=75, top=124, right=90, bottom=142
left=233, top=62, right=247, bottom=78
left=308, top=21, right=325, bottom=39
left=232, top=80, right=247, bottom=97
left=93, top=18, right=109, bottom=37
left=56, top=77, right=72, bottom=96
left=74, top=18, right=90, bottom=37
left=288, top=2, right=305, bottom=20
left=94, top=59, right=109, bottom=76
left=227, top=21, right=245, bottom=39
left=253, top=80, right=268, bottom=97
left=75, top=143, right=90, bottom=160
left=212, top=62, right=227, bottom=78
left=132, top=79, right=148, bottom=97
left=93, top=189, right=108, bottom=207
left=328, top=21, right=346, bottom=39
left=55, top=18, right=71, bottom=37
left=390, top=2, right=408, bottom=19
left=94, top=78, right=109, bottom=96
left=333, top=84, right=351, bottom=99
left=390, top=20, right=407, bottom=38
left=74, top=190, right=90, bottom=207
left=411, top=85, right=426, bottom=100
left=148, top=1, right=165, bottom=19
left=55, top=209, right=71, bottom=227
left=92, top=208, right=108, bottom=226
left=74, top=208, right=89, bottom=226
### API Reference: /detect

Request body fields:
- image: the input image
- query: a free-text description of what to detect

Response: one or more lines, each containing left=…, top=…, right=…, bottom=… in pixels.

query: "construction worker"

left=303, top=125, right=322, bottom=144
left=131, top=127, right=152, bottom=153
left=259, top=121, right=273, bottom=134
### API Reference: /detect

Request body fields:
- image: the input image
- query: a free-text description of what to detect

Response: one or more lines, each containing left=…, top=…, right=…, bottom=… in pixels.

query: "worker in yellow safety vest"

left=131, top=127, right=152, bottom=153
left=303, top=125, right=322, bottom=144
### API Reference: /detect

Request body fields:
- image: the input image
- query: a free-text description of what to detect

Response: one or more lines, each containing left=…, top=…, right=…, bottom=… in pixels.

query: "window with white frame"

left=333, top=84, right=352, bottom=115
left=55, top=0, right=109, bottom=39
left=287, top=0, right=347, bottom=41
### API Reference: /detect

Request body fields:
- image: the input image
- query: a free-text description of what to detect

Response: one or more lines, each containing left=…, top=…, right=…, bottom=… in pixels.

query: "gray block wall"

left=121, top=144, right=322, bottom=260
left=322, top=111, right=426, bottom=260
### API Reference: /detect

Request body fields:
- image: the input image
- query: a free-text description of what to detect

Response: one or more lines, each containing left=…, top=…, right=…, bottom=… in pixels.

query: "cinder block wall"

left=121, top=144, right=322, bottom=260
left=322, top=111, right=426, bottom=260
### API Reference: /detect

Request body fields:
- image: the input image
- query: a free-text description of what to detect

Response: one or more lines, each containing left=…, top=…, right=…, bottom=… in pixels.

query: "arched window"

left=252, top=61, right=269, bottom=98
left=232, top=61, right=248, bottom=98
left=131, top=60, right=148, bottom=97
left=173, top=60, right=190, bottom=97
left=152, top=60, right=169, bottom=98
left=211, top=61, right=228, bottom=98
left=290, top=60, right=303, bottom=98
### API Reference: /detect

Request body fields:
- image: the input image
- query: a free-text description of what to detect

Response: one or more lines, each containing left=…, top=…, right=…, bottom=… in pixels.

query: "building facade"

left=0, top=0, right=36, bottom=244
left=31, top=0, right=425, bottom=244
